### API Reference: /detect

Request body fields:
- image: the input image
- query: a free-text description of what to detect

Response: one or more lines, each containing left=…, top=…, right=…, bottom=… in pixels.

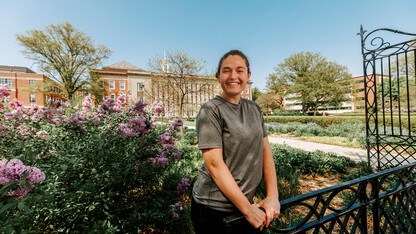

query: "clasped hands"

left=245, top=197, right=280, bottom=230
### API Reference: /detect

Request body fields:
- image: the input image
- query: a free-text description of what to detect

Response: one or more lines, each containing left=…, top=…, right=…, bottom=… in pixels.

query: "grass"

left=297, top=136, right=363, bottom=148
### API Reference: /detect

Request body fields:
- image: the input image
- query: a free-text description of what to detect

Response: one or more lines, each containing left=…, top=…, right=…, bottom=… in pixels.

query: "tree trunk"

left=179, top=96, right=185, bottom=141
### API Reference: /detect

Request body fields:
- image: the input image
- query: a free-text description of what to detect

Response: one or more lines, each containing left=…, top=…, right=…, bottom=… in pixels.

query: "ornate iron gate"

left=225, top=161, right=416, bottom=233
left=360, top=26, right=416, bottom=169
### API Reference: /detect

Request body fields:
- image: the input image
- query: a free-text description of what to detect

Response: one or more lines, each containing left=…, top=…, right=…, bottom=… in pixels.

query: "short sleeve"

left=196, top=105, right=223, bottom=150
left=262, top=116, right=268, bottom=138
left=257, top=105, right=268, bottom=138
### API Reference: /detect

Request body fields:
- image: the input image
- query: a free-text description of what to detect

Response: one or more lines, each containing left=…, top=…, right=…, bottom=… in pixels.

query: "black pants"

left=191, top=198, right=260, bottom=234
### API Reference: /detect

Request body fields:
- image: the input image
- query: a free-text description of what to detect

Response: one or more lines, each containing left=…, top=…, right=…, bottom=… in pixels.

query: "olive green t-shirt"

left=192, top=95, right=267, bottom=212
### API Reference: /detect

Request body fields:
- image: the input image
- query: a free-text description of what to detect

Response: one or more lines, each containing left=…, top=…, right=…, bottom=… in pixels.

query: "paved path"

left=268, top=136, right=416, bottom=167
left=268, top=136, right=368, bottom=162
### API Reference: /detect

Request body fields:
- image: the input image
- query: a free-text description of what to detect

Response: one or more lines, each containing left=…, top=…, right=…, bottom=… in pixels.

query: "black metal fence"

left=225, top=161, right=416, bottom=233
left=360, top=27, right=416, bottom=169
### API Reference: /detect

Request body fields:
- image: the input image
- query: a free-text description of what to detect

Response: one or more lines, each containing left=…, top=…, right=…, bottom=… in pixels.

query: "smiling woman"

left=191, top=50, right=280, bottom=234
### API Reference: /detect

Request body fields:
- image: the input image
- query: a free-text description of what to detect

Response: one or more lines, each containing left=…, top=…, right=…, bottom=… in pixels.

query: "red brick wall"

left=0, top=72, right=63, bottom=107
left=104, top=78, right=128, bottom=102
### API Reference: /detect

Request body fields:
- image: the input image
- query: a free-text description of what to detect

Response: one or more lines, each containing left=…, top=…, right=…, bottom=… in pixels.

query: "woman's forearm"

left=262, top=137, right=279, bottom=200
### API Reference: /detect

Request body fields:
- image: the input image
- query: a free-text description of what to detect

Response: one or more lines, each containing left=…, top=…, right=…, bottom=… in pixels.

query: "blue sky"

left=1, top=0, right=415, bottom=91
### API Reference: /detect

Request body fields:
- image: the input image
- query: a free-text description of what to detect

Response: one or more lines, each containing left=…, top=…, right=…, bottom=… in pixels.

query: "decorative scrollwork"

left=359, top=25, right=416, bottom=59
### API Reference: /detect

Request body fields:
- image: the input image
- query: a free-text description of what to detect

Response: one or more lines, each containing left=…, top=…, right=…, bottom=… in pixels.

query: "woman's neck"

left=220, top=92, right=241, bottom=104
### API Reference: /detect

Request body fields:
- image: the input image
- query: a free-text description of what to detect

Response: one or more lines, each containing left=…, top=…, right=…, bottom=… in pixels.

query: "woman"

left=191, top=50, right=280, bottom=233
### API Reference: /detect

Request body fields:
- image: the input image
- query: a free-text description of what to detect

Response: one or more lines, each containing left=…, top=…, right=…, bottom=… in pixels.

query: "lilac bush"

left=0, top=86, right=197, bottom=233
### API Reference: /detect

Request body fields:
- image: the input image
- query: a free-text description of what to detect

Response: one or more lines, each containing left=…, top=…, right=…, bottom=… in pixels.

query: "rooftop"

left=0, top=65, right=36, bottom=74
left=104, top=61, right=144, bottom=71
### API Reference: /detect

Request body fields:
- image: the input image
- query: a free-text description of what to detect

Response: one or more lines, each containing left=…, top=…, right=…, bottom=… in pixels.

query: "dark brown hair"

left=216, top=50, right=250, bottom=78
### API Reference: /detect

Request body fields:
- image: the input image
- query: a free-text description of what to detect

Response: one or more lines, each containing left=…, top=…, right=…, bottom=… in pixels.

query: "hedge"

left=263, top=116, right=416, bottom=132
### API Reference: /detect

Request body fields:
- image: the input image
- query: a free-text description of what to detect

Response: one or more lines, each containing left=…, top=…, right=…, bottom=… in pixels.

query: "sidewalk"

left=268, top=136, right=367, bottom=162
left=268, top=135, right=416, bottom=166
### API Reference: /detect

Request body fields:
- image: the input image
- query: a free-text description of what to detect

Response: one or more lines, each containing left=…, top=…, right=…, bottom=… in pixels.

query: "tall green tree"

left=267, top=52, right=353, bottom=115
left=16, top=22, right=111, bottom=101
left=252, top=87, right=262, bottom=101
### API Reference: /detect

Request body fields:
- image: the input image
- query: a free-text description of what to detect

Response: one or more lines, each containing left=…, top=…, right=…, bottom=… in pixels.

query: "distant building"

left=352, top=74, right=384, bottom=112
left=94, top=61, right=253, bottom=117
left=0, top=65, right=64, bottom=107
left=283, top=75, right=384, bottom=114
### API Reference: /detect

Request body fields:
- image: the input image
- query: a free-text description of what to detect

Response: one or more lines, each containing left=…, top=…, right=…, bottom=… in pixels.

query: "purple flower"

left=176, top=178, right=190, bottom=194
left=0, top=84, right=10, bottom=98
left=130, top=100, right=147, bottom=115
left=173, top=119, right=183, bottom=127
left=100, top=97, right=120, bottom=114
left=0, top=158, right=45, bottom=200
left=82, top=96, right=92, bottom=110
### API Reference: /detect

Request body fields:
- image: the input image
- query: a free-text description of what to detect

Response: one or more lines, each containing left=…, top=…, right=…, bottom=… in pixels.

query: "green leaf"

left=0, top=203, right=15, bottom=215
left=22, top=170, right=30, bottom=178
left=0, top=180, right=16, bottom=195
left=19, top=180, right=32, bottom=189
left=18, top=202, right=28, bottom=211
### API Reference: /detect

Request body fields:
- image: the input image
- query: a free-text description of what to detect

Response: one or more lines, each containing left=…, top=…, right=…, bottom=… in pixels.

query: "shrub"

left=270, top=144, right=357, bottom=175
left=0, top=94, right=195, bottom=233
left=183, top=128, right=198, bottom=145
left=263, top=115, right=416, bottom=132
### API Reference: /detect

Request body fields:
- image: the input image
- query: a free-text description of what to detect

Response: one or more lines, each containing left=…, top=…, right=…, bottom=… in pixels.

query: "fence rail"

left=224, top=161, right=416, bottom=233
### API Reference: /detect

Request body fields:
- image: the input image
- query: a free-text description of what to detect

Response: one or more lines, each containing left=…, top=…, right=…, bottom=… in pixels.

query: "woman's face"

left=218, top=55, right=251, bottom=100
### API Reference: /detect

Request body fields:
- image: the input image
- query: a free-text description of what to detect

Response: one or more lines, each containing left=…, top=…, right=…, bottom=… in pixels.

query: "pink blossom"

left=36, top=130, right=49, bottom=139
left=0, top=84, right=10, bottom=99
left=116, top=92, right=127, bottom=106
left=152, top=99, right=164, bottom=113
left=0, top=159, right=7, bottom=167
left=0, top=159, right=46, bottom=200
left=82, top=96, right=92, bottom=110
left=9, top=98, right=24, bottom=110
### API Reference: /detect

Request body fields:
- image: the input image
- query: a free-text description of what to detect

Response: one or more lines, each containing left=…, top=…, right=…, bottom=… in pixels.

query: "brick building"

left=352, top=74, right=384, bottom=112
left=94, top=61, right=253, bottom=117
left=0, top=65, right=64, bottom=107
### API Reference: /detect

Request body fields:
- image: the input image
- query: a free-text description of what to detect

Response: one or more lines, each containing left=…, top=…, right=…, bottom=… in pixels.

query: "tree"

left=267, top=52, right=353, bottom=115
left=252, top=87, right=262, bottom=101
left=16, top=22, right=111, bottom=101
left=147, top=50, right=208, bottom=118
left=147, top=50, right=208, bottom=139
left=255, top=93, right=281, bottom=114
left=266, top=73, right=288, bottom=110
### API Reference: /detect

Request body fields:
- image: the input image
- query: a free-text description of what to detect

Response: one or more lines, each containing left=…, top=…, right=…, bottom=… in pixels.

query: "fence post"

left=358, top=183, right=368, bottom=234
left=372, top=177, right=380, bottom=234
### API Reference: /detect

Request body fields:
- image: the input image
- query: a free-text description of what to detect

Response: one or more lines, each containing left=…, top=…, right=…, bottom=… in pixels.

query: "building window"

left=137, top=83, right=144, bottom=91
left=0, top=78, right=12, bottom=88
left=110, top=94, right=115, bottom=101
left=29, top=80, right=35, bottom=86
left=245, top=87, right=249, bottom=94
left=30, top=94, right=36, bottom=103
left=120, top=81, right=125, bottom=90
left=109, top=81, right=115, bottom=89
